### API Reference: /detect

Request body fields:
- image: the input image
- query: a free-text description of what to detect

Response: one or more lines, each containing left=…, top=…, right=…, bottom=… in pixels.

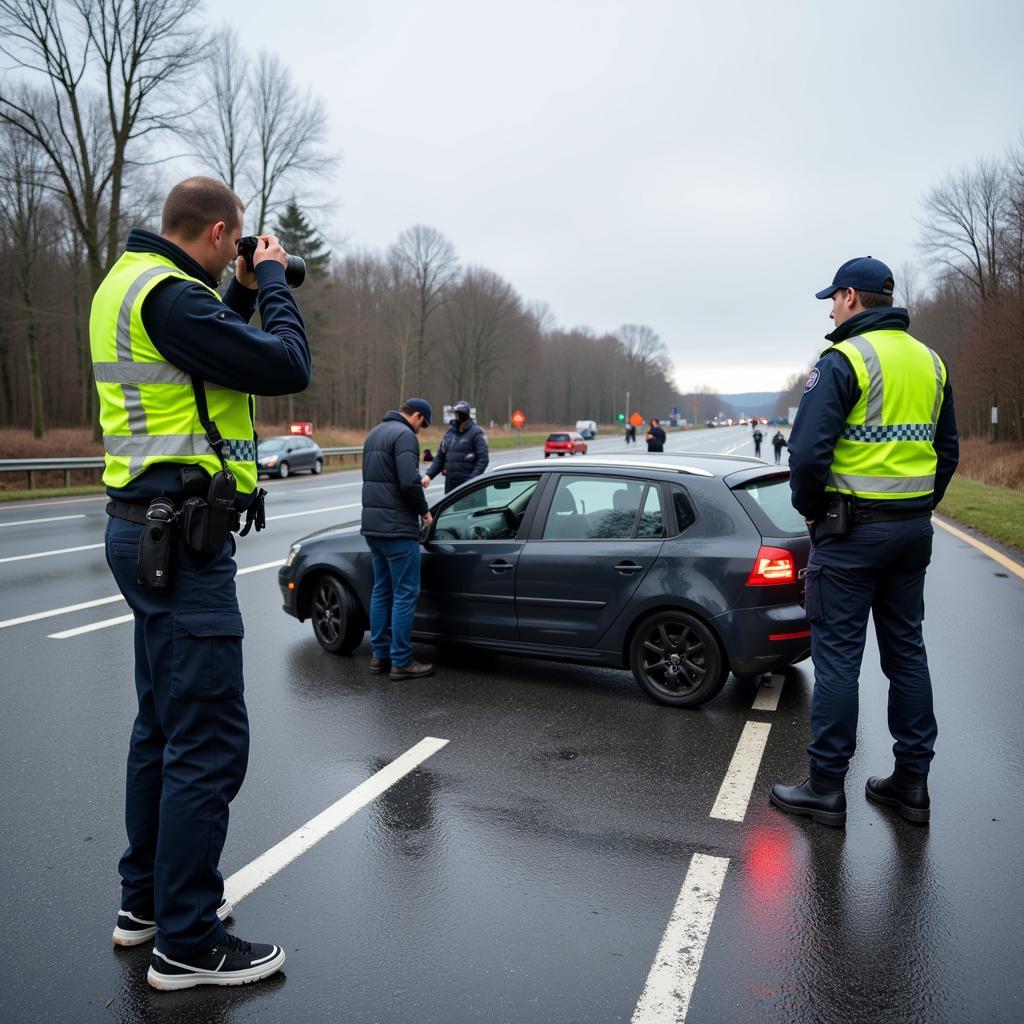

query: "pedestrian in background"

left=772, top=429, right=788, bottom=464
left=422, top=399, right=489, bottom=494
left=770, top=257, right=958, bottom=829
left=752, top=425, right=764, bottom=459
left=97, top=176, right=310, bottom=989
left=645, top=418, right=666, bottom=452
left=362, top=398, right=436, bottom=680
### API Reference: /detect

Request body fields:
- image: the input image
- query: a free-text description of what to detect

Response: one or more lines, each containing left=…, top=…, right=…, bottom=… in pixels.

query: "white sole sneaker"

left=112, top=897, right=233, bottom=947
left=146, top=945, right=285, bottom=990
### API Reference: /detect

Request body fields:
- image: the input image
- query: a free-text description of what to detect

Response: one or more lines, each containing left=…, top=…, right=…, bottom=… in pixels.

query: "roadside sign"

left=629, top=412, right=644, bottom=427
left=289, top=421, right=313, bottom=436
left=511, top=410, right=526, bottom=428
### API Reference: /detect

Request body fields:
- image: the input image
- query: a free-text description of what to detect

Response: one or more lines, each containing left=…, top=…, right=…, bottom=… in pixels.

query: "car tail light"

left=746, top=546, right=796, bottom=586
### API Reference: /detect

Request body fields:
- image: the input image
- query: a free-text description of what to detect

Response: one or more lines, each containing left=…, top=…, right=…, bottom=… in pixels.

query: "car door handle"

left=614, top=561, right=643, bottom=575
left=489, top=560, right=514, bottom=574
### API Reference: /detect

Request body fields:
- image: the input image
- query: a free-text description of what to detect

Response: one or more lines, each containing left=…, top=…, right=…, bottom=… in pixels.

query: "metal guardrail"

left=0, top=446, right=365, bottom=490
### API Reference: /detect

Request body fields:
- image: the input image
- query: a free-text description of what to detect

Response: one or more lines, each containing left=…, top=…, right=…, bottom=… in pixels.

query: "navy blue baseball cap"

left=404, top=397, right=432, bottom=426
left=454, top=399, right=471, bottom=414
left=815, top=257, right=895, bottom=300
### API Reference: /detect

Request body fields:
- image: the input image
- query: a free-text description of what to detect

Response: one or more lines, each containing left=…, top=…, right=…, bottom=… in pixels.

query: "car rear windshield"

left=737, top=477, right=807, bottom=535
left=547, top=433, right=570, bottom=441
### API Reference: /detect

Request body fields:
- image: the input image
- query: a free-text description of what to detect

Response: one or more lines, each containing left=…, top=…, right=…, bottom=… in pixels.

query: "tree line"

left=775, top=138, right=1024, bottom=442
left=0, top=0, right=712, bottom=439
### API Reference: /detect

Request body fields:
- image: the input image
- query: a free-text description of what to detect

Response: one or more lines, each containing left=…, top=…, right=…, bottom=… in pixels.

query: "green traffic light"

left=616, top=412, right=625, bottom=422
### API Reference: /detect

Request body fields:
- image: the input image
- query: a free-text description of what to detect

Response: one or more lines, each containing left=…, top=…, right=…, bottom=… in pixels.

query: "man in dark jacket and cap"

left=422, top=399, right=490, bottom=494
left=361, top=398, right=435, bottom=680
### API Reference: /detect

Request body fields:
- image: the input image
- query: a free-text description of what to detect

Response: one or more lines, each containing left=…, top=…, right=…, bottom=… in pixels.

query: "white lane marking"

left=224, top=736, right=449, bottom=905
left=46, top=560, right=286, bottom=638
left=710, top=721, right=772, bottom=822
left=0, top=514, right=87, bottom=528
left=302, top=481, right=364, bottom=492
left=267, top=502, right=360, bottom=522
left=631, top=853, right=729, bottom=1024
left=751, top=672, right=786, bottom=712
left=934, top=515, right=1024, bottom=582
left=0, top=542, right=103, bottom=565
left=50, top=613, right=134, bottom=638
left=0, top=594, right=126, bottom=631
left=0, top=494, right=108, bottom=510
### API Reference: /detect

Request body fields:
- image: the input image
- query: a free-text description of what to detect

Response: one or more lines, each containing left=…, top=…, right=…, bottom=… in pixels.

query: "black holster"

left=820, top=493, right=852, bottom=537
left=137, top=497, right=177, bottom=589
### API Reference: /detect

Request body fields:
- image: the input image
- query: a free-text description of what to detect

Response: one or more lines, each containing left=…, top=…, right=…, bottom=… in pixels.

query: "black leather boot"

left=770, top=779, right=846, bottom=827
left=865, top=771, right=930, bottom=824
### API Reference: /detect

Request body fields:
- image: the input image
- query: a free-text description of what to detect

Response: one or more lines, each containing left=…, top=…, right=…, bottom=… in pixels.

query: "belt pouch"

left=137, top=497, right=176, bottom=589
left=821, top=493, right=852, bottom=537
left=181, top=470, right=238, bottom=554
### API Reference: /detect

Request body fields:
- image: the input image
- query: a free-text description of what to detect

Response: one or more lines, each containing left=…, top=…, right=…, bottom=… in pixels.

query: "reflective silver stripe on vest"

left=844, top=335, right=884, bottom=425
left=928, top=348, right=944, bottom=428
left=114, top=266, right=169, bottom=476
left=827, top=471, right=935, bottom=494
left=105, top=434, right=255, bottom=461
left=94, top=361, right=191, bottom=385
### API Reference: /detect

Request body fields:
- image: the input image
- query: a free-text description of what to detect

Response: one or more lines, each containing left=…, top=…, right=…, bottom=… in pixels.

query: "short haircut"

left=161, top=176, right=243, bottom=241
left=856, top=287, right=895, bottom=309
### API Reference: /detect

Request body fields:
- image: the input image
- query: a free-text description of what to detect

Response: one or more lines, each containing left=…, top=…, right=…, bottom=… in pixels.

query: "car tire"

left=278, top=461, right=290, bottom=479
left=310, top=574, right=365, bottom=655
left=544, top=453, right=550, bottom=458
left=628, top=610, right=726, bottom=708
left=312, top=458, right=323, bottom=475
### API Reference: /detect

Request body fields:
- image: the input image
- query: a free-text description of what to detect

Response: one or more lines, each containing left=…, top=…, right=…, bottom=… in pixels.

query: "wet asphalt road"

left=1, top=426, right=1022, bottom=1024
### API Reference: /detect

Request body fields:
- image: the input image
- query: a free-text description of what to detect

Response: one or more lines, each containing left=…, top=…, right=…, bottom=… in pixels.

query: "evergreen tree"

left=273, top=200, right=331, bottom=277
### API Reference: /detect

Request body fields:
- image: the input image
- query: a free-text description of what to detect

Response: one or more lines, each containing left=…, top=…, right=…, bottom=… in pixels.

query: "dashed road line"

left=751, top=672, right=786, bottom=712
left=0, top=542, right=104, bottom=565
left=225, top=736, right=449, bottom=905
left=0, top=594, right=125, bottom=630
left=0, top=514, right=87, bottom=528
left=49, top=613, right=134, bottom=639
left=709, top=720, right=772, bottom=822
left=631, top=853, right=730, bottom=1024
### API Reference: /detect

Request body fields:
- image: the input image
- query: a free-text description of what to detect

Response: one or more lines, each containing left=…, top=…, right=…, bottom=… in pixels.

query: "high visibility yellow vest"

left=90, top=251, right=257, bottom=494
left=825, top=329, right=946, bottom=501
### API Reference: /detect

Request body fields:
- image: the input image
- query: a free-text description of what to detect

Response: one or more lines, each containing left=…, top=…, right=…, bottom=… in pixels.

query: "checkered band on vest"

left=223, top=439, right=257, bottom=462
left=841, top=423, right=935, bottom=443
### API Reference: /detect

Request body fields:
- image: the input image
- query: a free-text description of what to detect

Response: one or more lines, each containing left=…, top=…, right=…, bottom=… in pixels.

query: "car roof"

left=494, top=451, right=776, bottom=479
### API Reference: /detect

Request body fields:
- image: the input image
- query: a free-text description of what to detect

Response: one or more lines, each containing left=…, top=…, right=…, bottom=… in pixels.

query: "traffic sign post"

left=511, top=409, right=525, bottom=449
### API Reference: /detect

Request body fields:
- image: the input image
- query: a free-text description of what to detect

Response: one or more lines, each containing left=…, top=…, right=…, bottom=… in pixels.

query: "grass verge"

left=0, top=484, right=106, bottom=503
left=937, top=475, right=1024, bottom=555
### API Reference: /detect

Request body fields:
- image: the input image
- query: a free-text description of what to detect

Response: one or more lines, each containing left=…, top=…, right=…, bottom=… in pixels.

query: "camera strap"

left=190, top=375, right=229, bottom=470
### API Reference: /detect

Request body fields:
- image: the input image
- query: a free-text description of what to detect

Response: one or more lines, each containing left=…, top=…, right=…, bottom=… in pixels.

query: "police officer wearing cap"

left=770, top=257, right=959, bottom=828
left=95, top=176, right=310, bottom=988
left=421, top=399, right=490, bottom=494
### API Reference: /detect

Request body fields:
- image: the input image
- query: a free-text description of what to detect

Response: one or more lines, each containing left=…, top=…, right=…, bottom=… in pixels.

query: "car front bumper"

left=279, top=565, right=300, bottom=618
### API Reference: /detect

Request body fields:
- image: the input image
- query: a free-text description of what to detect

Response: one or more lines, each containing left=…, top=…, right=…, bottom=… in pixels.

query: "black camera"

left=236, top=235, right=305, bottom=288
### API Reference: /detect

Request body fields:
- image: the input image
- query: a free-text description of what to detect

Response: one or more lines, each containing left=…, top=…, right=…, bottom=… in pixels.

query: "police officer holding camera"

left=93, top=176, right=310, bottom=988
left=770, top=257, right=958, bottom=829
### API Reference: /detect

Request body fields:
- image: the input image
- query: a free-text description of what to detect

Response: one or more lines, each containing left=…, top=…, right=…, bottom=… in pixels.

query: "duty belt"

left=106, top=499, right=150, bottom=524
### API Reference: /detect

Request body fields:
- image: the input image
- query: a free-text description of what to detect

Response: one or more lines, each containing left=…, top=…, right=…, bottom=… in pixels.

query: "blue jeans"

left=105, top=515, right=248, bottom=957
left=804, top=515, right=936, bottom=778
left=366, top=537, right=421, bottom=668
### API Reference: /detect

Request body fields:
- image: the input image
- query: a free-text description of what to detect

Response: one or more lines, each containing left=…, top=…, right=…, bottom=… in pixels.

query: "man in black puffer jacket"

left=361, top=399, right=435, bottom=680
left=421, top=399, right=489, bottom=494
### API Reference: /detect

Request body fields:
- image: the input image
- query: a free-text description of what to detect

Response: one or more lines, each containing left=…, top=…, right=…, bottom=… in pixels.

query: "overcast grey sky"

left=230, top=0, right=1024, bottom=394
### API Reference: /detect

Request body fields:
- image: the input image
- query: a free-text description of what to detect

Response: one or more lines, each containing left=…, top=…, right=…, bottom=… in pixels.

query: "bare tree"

left=442, top=267, right=523, bottom=414
left=616, top=323, right=669, bottom=412
left=0, top=0, right=207, bottom=292
left=190, top=26, right=249, bottom=193
left=919, top=159, right=1006, bottom=302
left=389, top=225, right=458, bottom=394
left=0, top=124, right=58, bottom=435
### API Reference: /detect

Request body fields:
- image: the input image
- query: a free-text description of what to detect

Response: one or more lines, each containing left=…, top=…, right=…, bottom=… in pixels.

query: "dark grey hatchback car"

left=279, top=453, right=812, bottom=707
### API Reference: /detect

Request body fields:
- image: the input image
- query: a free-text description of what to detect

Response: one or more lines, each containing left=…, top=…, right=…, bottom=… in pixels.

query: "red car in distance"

left=544, top=431, right=588, bottom=457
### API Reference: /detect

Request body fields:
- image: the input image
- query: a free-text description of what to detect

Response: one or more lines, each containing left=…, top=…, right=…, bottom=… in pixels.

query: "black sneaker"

left=113, top=897, right=232, bottom=947
left=147, top=932, right=285, bottom=990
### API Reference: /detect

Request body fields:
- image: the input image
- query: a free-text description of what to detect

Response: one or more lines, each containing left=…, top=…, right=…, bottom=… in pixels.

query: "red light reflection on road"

left=742, top=823, right=800, bottom=927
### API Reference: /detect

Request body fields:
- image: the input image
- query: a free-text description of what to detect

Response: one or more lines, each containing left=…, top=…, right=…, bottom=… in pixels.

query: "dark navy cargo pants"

left=105, top=515, right=248, bottom=957
left=804, top=514, right=937, bottom=779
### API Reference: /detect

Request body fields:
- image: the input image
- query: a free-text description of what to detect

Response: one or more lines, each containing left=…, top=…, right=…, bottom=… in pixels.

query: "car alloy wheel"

left=629, top=610, right=726, bottom=708
left=310, top=574, right=364, bottom=654
left=278, top=461, right=290, bottom=479
left=312, top=458, right=323, bottom=475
